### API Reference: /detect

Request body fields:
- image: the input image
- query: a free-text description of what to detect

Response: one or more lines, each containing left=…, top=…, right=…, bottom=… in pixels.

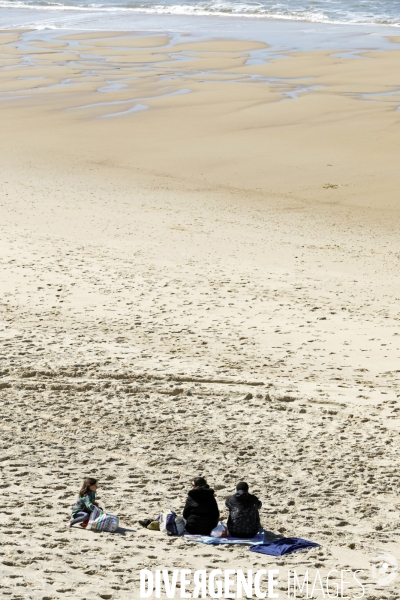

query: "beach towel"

left=250, top=537, right=320, bottom=556
left=88, top=506, right=119, bottom=533
left=184, top=531, right=265, bottom=546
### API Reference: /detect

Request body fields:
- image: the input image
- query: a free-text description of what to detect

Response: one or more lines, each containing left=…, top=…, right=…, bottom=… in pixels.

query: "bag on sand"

left=88, top=506, right=119, bottom=533
left=211, top=521, right=228, bottom=538
left=159, top=509, right=186, bottom=536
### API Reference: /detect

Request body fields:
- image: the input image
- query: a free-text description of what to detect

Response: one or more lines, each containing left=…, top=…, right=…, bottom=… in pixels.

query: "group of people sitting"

left=182, top=476, right=262, bottom=538
left=69, top=476, right=262, bottom=539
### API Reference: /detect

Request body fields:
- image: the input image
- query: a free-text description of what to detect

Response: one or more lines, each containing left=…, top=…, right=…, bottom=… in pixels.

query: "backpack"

left=159, top=509, right=186, bottom=536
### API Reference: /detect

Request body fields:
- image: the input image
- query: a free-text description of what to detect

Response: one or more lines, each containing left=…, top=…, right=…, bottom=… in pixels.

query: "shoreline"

left=2, top=4, right=400, bottom=27
left=1, top=13, right=400, bottom=53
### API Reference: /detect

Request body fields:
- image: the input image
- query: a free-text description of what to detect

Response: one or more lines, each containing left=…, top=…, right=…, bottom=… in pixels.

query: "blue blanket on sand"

left=250, top=537, right=320, bottom=556
left=184, top=532, right=265, bottom=546
left=184, top=533, right=319, bottom=555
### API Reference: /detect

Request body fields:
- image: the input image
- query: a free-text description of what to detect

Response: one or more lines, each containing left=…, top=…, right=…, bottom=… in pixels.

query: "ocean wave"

left=1, top=0, right=400, bottom=26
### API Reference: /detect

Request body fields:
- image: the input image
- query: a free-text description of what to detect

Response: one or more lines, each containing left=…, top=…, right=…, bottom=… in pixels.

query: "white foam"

left=0, top=0, right=399, bottom=27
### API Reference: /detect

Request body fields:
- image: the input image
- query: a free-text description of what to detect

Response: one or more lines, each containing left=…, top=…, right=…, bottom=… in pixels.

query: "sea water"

left=1, top=0, right=400, bottom=26
left=1, top=0, right=399, bottom=53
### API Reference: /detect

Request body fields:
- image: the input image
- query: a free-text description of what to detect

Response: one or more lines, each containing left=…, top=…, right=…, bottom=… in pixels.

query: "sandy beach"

left=1, top=25, right=400, bottom=599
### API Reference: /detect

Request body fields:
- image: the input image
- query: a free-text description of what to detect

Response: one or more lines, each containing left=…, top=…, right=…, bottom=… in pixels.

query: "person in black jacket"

left=183, top=477, right=220, bottom=535
left=225, top=481, right=262, bottom=538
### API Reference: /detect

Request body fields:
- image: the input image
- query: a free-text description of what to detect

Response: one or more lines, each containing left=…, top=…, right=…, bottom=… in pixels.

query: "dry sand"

left=1, top=29, right=400, bottom=600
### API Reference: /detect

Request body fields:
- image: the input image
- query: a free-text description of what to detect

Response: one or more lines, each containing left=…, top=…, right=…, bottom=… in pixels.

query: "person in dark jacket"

left=225, top=481, right=262, bottom=538
left=183, top=477, right=220, bottom=535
